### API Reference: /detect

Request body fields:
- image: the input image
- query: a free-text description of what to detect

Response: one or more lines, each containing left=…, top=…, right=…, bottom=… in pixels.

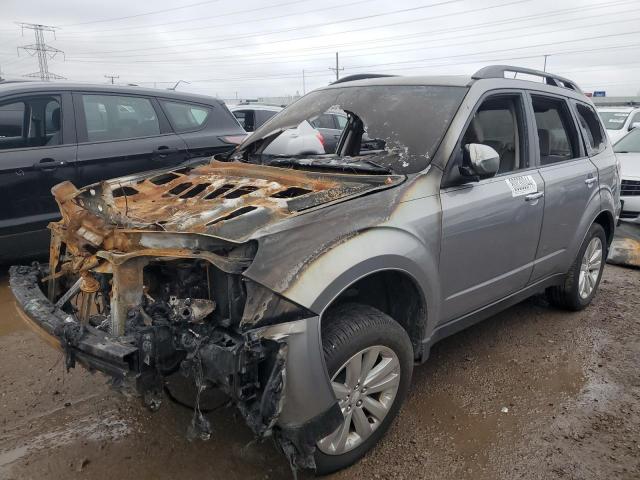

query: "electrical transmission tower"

left=17, top=23, right=65, bottom=81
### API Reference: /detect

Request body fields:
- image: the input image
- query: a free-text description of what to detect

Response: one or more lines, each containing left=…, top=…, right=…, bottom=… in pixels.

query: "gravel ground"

left=0, top=264, right=638, bottom=480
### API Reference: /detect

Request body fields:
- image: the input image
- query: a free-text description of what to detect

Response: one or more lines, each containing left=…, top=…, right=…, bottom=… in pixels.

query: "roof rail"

left=331, top=73, right=397, bottom=85
left=472, top=65, right=581, bottom=92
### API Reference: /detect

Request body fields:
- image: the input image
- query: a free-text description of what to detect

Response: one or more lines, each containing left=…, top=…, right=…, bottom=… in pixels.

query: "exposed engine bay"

left=8, top=160, right=394, bottom=471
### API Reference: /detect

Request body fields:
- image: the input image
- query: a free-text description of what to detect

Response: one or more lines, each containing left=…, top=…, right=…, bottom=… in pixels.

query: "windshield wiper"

left=265, top=157, right=393, bottom=174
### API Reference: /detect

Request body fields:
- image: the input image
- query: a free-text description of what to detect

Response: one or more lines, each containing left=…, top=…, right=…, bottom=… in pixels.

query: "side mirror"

left=459, top=143, right=500, bottom=180
left=628, top=122, right=640, bottom=131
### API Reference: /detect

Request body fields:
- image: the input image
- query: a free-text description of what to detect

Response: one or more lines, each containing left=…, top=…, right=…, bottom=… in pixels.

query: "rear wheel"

left=314, top=303, right=413, bottom=475
left=546, top=223, right=606, bottom=310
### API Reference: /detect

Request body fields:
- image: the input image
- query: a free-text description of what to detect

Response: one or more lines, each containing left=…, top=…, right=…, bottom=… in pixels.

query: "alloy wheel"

left=317, top=345, right=401, bottom=455
left=579, top=236, right=603, bottom=299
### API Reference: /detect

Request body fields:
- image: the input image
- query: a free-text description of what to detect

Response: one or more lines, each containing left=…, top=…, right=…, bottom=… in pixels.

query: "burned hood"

left=52, top=160, right=403, bottom=245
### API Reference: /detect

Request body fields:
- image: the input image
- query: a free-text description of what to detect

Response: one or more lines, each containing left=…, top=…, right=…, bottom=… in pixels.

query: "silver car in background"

left=612, top=127, right=640, bottom=223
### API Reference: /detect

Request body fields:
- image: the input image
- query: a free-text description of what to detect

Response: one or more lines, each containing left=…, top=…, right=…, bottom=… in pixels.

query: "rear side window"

left=161, top=100, right=210, bottom=133
left=81, top=94, right=160, bottom=142
left=531, top=95, right=580, bottom=165
left=233, top=109, right=255, bottom=131
left=575, top=103, right=606, bottom=155
left=0, top=96, right=62, bottom=150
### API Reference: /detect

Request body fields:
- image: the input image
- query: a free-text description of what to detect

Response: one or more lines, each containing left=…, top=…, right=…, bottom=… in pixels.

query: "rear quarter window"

left=160, top=100, right=211, bottom=133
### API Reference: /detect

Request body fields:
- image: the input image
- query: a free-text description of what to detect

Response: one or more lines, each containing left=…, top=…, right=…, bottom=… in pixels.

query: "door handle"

left=33, top=158, right=65, bottom=172
left=153, top=146, right=179, bottom=159
left=524, top=191, right=544, bottom=201
left=585, top=177, right=597, bottom=186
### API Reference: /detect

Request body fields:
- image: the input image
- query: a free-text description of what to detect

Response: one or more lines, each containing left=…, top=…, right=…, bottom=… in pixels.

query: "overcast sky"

left=1, top=0, right=639, bottom=99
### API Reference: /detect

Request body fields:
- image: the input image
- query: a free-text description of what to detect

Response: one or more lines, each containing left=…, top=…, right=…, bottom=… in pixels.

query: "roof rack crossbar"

left=471, top=65, right=581, bottom=92
left=330, top=73, right=398, bottom=85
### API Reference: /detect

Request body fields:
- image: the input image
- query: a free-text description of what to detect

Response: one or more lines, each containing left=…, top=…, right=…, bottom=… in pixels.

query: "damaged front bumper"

left=9, top=263, right=342, bottom=469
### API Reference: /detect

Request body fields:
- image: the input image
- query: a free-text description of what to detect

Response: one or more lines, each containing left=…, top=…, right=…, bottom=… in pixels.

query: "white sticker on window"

left=506, top=175, right=537, bottom=197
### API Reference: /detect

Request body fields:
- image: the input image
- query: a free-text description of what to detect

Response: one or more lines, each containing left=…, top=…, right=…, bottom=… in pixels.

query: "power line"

left=62, top=6, right=640, bottom=69
left=67, top=0, right=479, bottom=55
left=59, top=0, right=318, bottom=36
left=59, top=0, right=632, bottom=53
left=17, top=23, right=65, bottom=81
left=56, top=0, right=223, bottom=27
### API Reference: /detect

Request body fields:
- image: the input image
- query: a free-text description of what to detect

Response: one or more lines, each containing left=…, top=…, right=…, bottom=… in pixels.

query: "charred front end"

left=9, top=162, right=354, bottom=469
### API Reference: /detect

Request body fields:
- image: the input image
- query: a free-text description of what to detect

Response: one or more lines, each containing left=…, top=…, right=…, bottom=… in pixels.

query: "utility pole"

left=302, top=69, right=306, bottom=95
left=104, top=74, right=119, bottom=84
left=543, top=54, right=549, bottom=72
left=169, top=79, right=190, bottom=90
left=329, top=52, right=343, bottom=81
left=17, top=23, right=64, bottom=81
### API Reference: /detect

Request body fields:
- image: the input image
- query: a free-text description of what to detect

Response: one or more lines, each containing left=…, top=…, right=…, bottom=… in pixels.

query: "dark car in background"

left=0, top=82, right=245, bottom=260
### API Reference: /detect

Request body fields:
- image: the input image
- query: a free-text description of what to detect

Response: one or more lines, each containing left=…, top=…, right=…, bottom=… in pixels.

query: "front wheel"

left=546, top=223, right=607, bottom=310
left=314, top=303, right=413, bottom=475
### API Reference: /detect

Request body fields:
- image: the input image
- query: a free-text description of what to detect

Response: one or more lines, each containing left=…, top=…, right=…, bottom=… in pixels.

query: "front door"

left=74, top=92, right=188, bottom=187
left=439, top=92, right=544, bottom=322
left=0, top=92, right=77, bottom=257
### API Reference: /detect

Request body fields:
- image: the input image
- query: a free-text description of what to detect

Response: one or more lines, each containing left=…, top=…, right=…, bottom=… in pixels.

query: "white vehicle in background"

left=228, top=104, right=325, bottom=156
left=613, top=127, right=640, bottom=223
left=597, top=106, right=640, bottom=144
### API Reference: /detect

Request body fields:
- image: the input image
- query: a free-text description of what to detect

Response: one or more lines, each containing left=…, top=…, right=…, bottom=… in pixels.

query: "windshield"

left=614, top=128, right=640, bottom=152
left=236, top=84, right=468, bottom=174
left=598, top=111, right=629, bottom=131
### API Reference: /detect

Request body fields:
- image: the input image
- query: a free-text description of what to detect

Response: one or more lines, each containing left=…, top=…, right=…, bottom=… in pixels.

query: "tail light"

left=316, top=131, right=325, bottom=146
left=220, top=135, right=248, bottom=145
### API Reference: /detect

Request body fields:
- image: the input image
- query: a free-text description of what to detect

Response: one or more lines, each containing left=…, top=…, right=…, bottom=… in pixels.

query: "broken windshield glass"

left=236, top=84, right=468, bottom=174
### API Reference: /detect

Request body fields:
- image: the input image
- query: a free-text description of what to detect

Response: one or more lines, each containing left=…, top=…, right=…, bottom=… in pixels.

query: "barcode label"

left=506, top=175, right=537, bottom=197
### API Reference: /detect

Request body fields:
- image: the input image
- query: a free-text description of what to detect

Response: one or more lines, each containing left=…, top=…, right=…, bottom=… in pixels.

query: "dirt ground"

left=0, top=264, right=638, bottom=480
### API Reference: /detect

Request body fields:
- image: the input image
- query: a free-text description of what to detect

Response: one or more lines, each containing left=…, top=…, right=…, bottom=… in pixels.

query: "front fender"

left=277, top=226, right=440, bottom=332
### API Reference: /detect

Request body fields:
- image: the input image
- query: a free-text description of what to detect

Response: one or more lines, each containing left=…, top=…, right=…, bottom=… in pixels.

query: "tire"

left=546, top=223, right=607, bottom=311
left=314, top=303, right=413, bottom=475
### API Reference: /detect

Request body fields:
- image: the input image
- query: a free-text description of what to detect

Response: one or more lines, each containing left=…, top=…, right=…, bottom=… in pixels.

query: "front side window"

left=161, top=100, right=210, bottom=133
left=0, top=96, right=61, bottom=150
left=531, top=95, right=579, bottom=165
left=575, top=103, right=606, bottom=155
left=459, top=94, right=527, bottom=175
left=81, top=94, right=160, bottom=142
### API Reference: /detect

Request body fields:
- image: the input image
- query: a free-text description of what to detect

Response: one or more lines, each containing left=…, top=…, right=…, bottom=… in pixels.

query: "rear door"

left=0, top=91, right=77, bottom=252
left=528, top=93, right=599, bottom=282
left=439, top=91, right=544, bottom=322
left=74, top=92, right=189, bottom=187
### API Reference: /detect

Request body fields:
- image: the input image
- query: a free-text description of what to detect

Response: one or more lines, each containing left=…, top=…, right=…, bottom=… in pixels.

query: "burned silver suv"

left=10, top=66, right=620, bottom=475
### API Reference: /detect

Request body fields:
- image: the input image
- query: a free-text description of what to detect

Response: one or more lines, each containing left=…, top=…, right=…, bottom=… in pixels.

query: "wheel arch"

left=319, top=268, right=429, bottom=359
left=593, top=209, right=615, bottom=248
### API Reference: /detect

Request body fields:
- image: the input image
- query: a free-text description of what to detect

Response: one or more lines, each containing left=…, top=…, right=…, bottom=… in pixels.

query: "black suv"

left=0, top=82, right=245, bottom=260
